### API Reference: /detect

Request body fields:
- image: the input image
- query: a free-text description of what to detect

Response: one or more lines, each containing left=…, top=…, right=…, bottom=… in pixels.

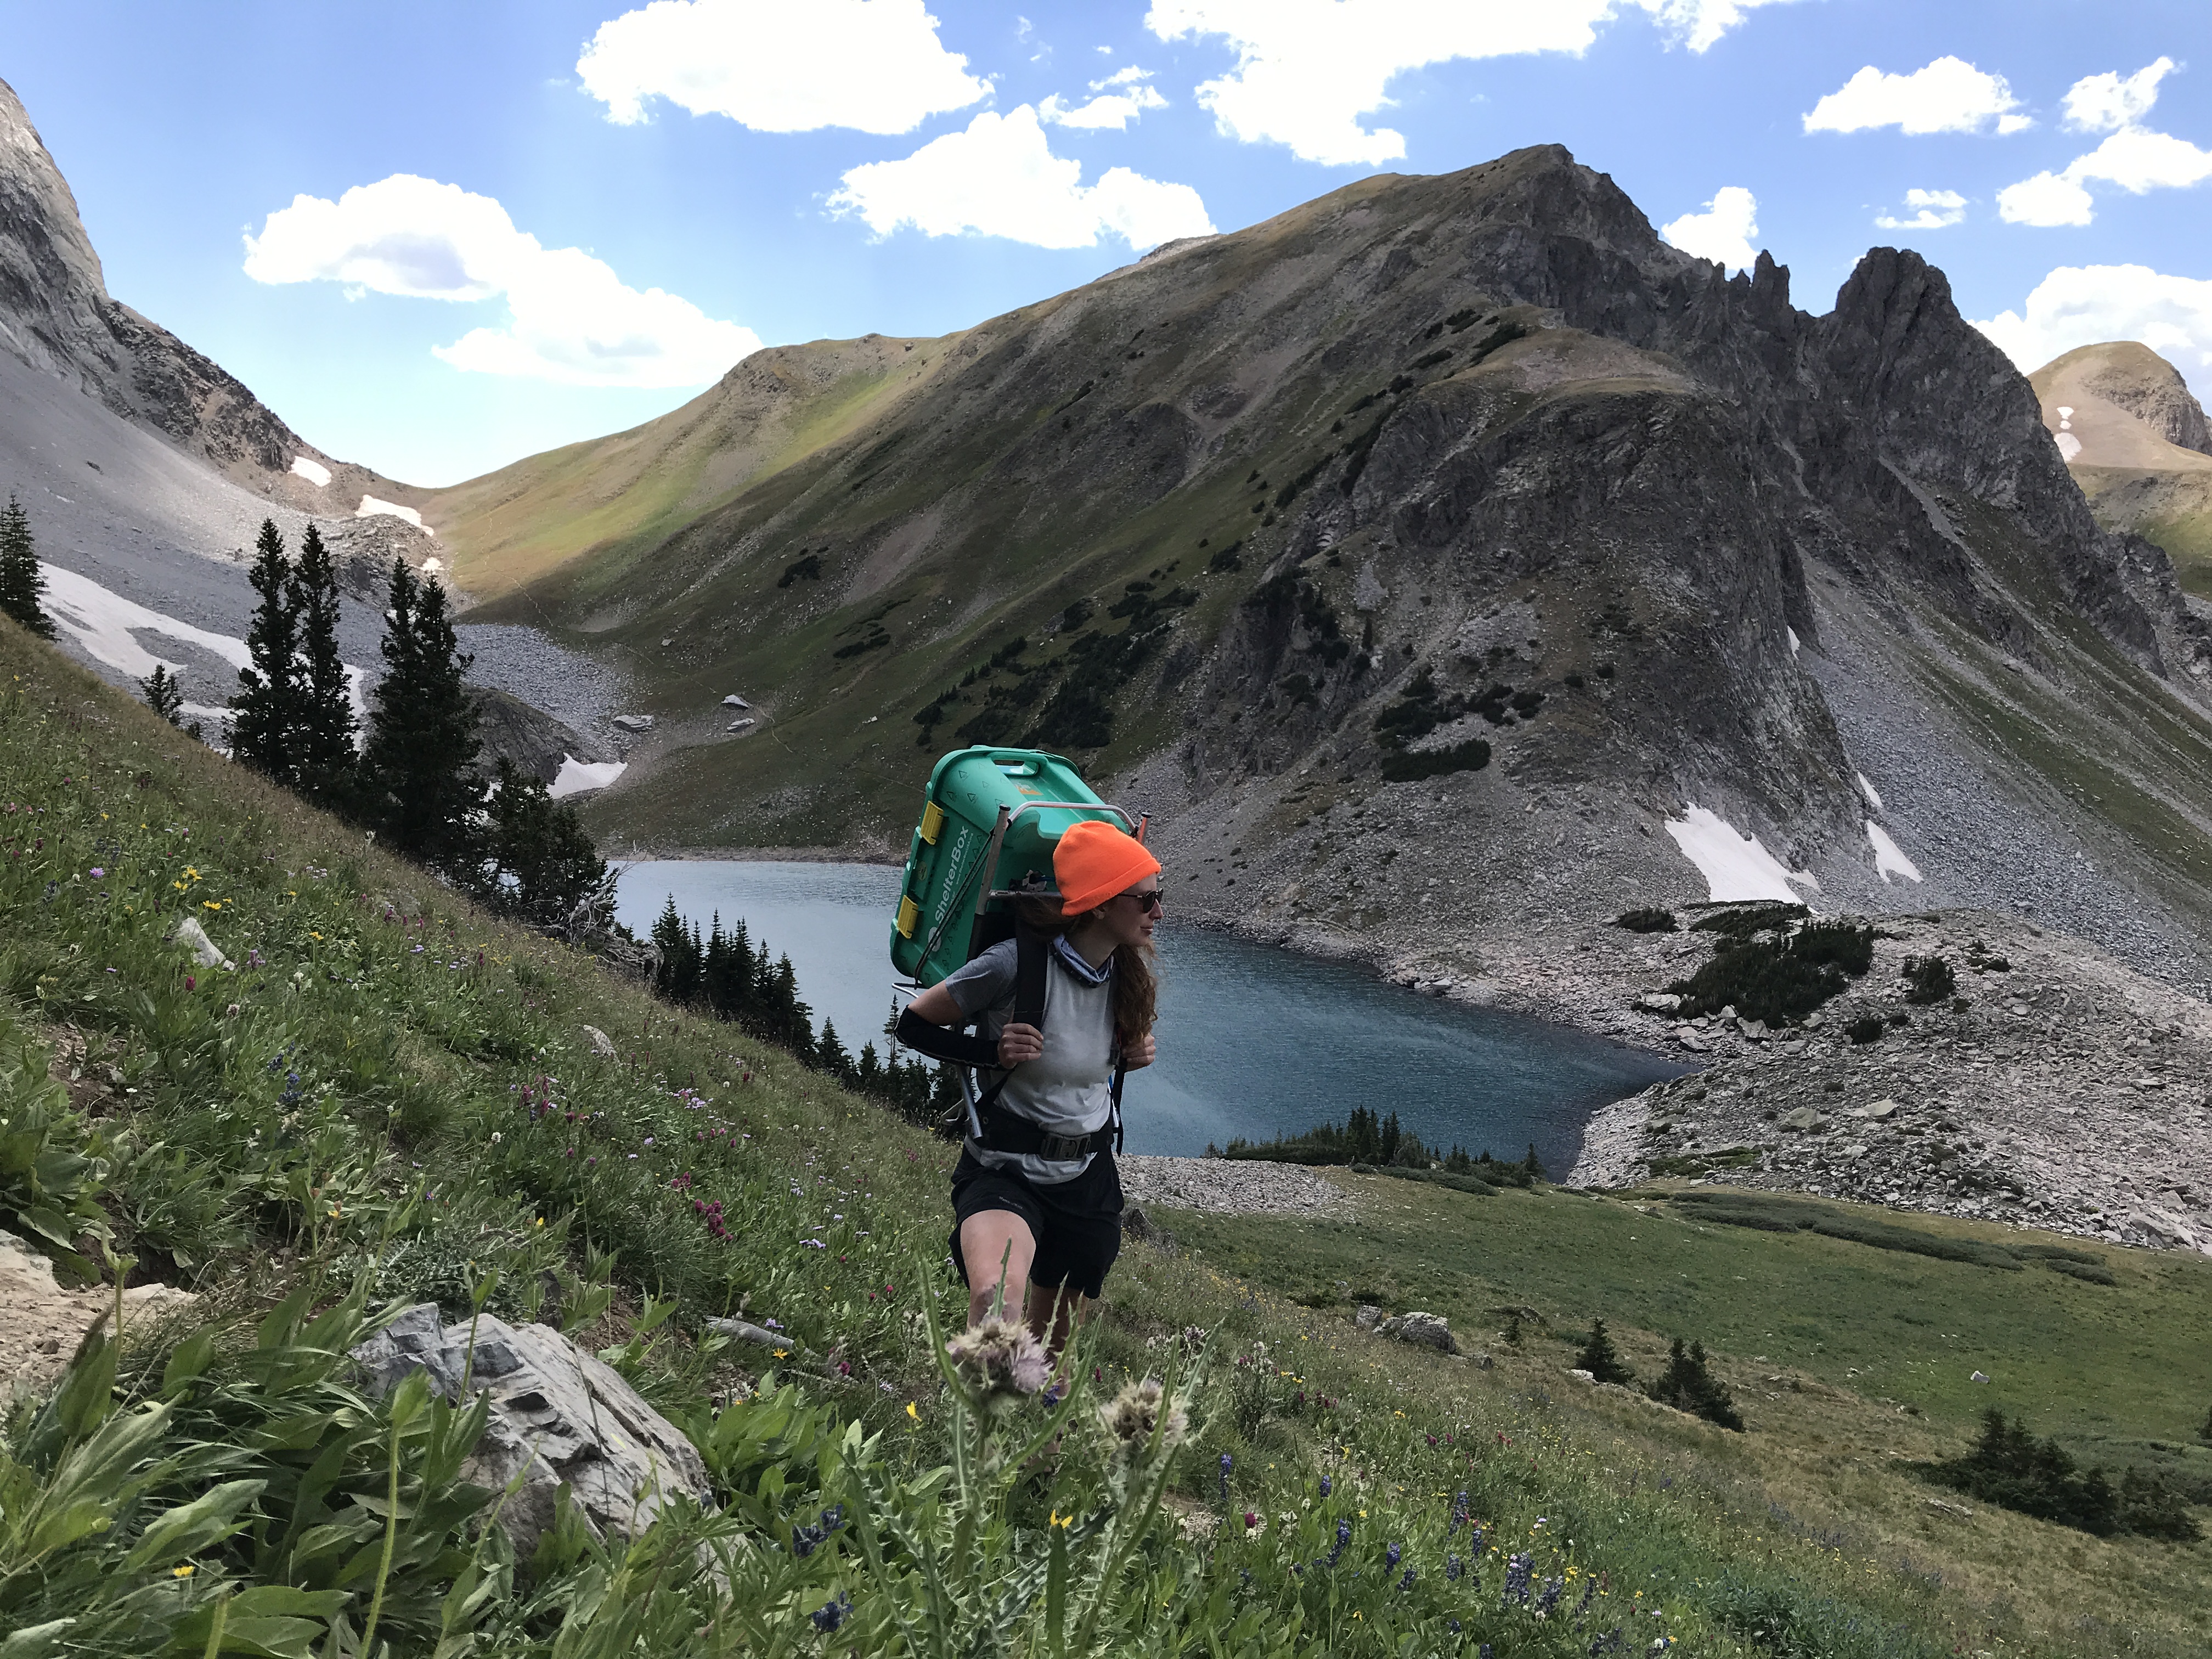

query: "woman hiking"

left=899, top=819, right=1161, bottom=1355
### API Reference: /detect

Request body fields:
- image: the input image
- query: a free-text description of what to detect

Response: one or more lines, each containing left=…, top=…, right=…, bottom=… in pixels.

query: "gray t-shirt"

left=940, top=936, right=1116, bottom=1184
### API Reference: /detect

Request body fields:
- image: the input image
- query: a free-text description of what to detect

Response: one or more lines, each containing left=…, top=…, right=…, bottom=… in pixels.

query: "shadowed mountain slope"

left=459, top=146, right=2212, bottom=994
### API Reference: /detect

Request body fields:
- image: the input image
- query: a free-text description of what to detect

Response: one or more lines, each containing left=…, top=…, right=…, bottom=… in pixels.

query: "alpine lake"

left=615, top=861, right=1685, bottom=1175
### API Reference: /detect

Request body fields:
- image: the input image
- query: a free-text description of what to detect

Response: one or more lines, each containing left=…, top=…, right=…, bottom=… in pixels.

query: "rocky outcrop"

left=0, top=74, right=424, bottom=517
left=349, top=1305, right=713, bottom=1552
left=1565, top=910, right=2212, bottom=1255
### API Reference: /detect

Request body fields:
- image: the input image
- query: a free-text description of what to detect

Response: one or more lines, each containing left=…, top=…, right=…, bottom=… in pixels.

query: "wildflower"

left=1398, top=1567, right=1416, bottom=1591
left=1450, top=1489, right=1469, bottom=1533
left=1243, top=1510, right=1259, bottom=1532
left=1385, top=1542, right=1401, bottom=1570
left=1319, top=1475, right=1331, bottom=1498
left=1504, top=1552, right=1533, bottom=1605
left=1218, top=1452, right=1233, bottom=1500
left=203, top=900, right=221, bottom=911
left=1447, top=1554, right=1464, bottom=1582
left=1325, top=1519, right=1351, bottom=1568
left=945, top=1316, right=1050, bottom=1402
left=89, top=867, right=103, bottom=878
left=906, top=1401, right=920, bottom=1422
left=810, top=1592, right=853, bottom=1634
left=1096, top=1376, right=1188, bottom=1454
left=184, top=976, right=195, bottom=992
left=172, top=1564, right=195, bottom=1578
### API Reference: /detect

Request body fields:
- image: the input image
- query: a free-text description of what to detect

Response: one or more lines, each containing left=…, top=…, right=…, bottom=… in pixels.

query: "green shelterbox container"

left=890, top=747, right=1133, bottom=988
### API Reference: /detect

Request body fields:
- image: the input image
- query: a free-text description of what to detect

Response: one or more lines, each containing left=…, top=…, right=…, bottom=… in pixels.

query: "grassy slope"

left=426, top=336, right=956, bottom=603
left=2069, top=464, right=2212, bottom=600
left=2, top=614, right=2207, bottom=1656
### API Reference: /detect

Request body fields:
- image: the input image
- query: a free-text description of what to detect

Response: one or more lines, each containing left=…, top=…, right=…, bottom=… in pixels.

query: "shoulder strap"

left=1012, top=919, right=1049, bottom=1031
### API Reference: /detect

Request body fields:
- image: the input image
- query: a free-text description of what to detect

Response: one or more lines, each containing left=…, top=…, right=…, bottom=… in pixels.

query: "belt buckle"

left=1039, top=1131, right=1084, bottom=1160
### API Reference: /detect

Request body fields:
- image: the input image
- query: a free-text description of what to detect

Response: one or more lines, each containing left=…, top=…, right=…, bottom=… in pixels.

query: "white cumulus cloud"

left=577, top=0, right=988, bottom=133
left=1143, top=0, right=1795, bottom=168
left=1661, top=185, right=1759, bottom=271
left=1875, top=188, right=1968, bottom=231
left=1802, top=56, right=2029, bottom=136
left=828, top=105, right=1215, bottom=250
left=2064, top=55, right=2175, bottom=132
left=244, top=174, right=760, bottom=388
left=1972, top=263, right=2212, bottom=381
left=1999, top=59, right=2212, bottom=225
left=1041, top=67, right=1169, bottom=129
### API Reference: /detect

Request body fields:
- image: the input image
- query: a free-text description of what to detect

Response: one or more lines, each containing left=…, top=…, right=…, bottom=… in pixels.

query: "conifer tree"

left=1573, top=1318, right=1637, bottom=1386
left=230, top=520, right=303, bottom=782
left=359, top=557, right=482, bottom=868
left=815, top=1019, right=853, bottom=1081
left=0, top=495, right=54, bottom=639
left=483, top=758, right=609, bottom=927
left=139, top=663, right=185, bottom=725
left=288, top=524, right=355, bottom=806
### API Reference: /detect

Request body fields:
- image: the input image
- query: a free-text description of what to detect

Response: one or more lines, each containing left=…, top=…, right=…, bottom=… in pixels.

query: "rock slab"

left=349, top=1305, right=712, bottom=1552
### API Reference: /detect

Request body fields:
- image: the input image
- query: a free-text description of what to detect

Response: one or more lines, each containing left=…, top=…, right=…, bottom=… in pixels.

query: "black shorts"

left=949, top=1147, right=1124, bottom=1302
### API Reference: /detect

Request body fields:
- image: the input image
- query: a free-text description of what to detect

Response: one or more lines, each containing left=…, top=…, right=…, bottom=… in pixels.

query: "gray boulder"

left=1379, top=1311, right=1457, bottom=1354
left=1353, top=1304, right=1384, bottom=1333
left=349, top=1306, right=712, bottom=1553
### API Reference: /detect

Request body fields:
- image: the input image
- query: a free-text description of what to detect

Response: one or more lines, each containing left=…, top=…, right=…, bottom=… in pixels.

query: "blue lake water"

left=615, top=861, right=1684, bottom=1176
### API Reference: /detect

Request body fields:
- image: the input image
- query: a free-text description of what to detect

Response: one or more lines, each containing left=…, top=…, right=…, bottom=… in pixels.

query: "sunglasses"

left=1117, top=888, right=1165, bottom=913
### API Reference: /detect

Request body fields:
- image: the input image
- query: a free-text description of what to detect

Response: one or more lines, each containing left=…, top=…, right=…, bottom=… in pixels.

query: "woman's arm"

left=901, top=984, right=1043, bottom=1068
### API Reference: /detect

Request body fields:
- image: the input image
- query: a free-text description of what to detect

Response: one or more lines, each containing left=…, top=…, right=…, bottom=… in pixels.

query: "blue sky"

left=4, top=0, right=2207, bottom=485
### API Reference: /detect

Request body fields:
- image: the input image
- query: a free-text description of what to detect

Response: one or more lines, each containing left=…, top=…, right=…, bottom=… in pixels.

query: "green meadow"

left=0, top=617, right=2207, bottom=1657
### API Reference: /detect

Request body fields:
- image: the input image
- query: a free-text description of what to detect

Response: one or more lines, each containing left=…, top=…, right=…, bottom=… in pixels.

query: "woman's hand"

left=1123, top=1031, right=1157, bottom=1071
left=997, top=1022, right=1045, bottom=1068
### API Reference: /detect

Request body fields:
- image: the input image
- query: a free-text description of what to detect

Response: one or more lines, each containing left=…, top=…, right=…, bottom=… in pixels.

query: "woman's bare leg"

left=959, top=1209, right=1038, bottom=1325
left=1025, top=1280, right=1094, bottom=1363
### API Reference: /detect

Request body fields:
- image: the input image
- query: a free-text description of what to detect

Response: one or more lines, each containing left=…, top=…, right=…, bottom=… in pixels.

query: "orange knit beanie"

left=1054, top=820, right=1161, bottom=916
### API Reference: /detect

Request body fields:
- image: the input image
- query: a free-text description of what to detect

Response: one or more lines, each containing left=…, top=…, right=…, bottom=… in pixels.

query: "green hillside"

left=1, top=616, right=2207, bottom=1657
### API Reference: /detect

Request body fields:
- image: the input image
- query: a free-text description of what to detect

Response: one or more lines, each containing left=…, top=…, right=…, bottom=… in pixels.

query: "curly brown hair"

left=1015, top=898, right=1158, bottom=1056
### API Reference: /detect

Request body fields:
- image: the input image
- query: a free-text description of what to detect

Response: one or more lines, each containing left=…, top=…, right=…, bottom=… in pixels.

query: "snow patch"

left=2055, top=430, right=2083, bottom=462
left=549, top=756, right=626, bottom=798
left=1663, top=804, right=1819, bottom=903
left=1866, top=820, right=1922, bottom=884
left=1786, top=625, right=1800, bottom=657
left=39, top=562, right=249, bottom=680
left=290, top=455, right=332, bottom=488
left=40, top=562, right=372, bottom=728
left=1855, top=771, right=1883, bottom=811
left=357, top=495, right=426, bottom=531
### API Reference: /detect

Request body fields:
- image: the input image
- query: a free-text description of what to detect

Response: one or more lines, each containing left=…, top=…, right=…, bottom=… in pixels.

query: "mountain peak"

left=2032, top=340, right=2212, bottom=467
left=0, top=74, right=114, bottom=373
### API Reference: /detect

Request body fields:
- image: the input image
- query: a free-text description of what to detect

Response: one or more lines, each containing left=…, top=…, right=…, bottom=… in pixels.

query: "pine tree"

left=230, top=520, right=303, bottom=782
left=816, top=1020, right=854, bottom=1081
left=139, top=663, right=185, bottom=725
left=1574, top=1318, right=1637, bottom=1386
left=289, top=524, right=356, bottom=806
left=359, top=558, right=482, bottom=868
left=483, top=758, right=609, bottom=927
left=0, top=495, right=54, bottom=639
left=1646, top=1338, right=1743, bottom=1431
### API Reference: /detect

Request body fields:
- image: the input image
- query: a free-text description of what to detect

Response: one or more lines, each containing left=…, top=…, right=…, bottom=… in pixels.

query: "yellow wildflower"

left=172, top=1564, right=194, bottom=1578
left=906, top=1402, right=920, bottom=1422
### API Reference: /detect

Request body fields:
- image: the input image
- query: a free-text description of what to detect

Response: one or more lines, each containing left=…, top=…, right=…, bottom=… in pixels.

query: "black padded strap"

left=894, top=1006, right=998, bottom=1071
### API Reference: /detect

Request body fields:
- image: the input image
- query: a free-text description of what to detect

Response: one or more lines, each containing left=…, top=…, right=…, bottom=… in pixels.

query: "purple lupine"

left=1503, top=1552, right=1533, bottom=1605
left=1537, top=1576, right=1563, bottom=1615
left=1218, top=1452, right=1232, bottom=1501
left=1318, top=1475, right=1331, bottom=1498
left=1446, top=1554, right=1464, bottom=1582
left=1325, top=1518, right=1351, bottom=1567
left=1398, top=1567, right=1416, bottom=1592
left=1385, top=1542, right=1401, bottom=1570
left=810, top=1593, right=853, bottom=1633
left=1449, top=1488, right=1469, bottom=1533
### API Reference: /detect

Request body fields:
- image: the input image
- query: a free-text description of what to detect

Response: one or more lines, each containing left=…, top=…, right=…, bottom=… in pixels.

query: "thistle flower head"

left=944, top=1316, right=1051, bottom=1398
left=1096, top=1375, right=1187, bottom=1453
